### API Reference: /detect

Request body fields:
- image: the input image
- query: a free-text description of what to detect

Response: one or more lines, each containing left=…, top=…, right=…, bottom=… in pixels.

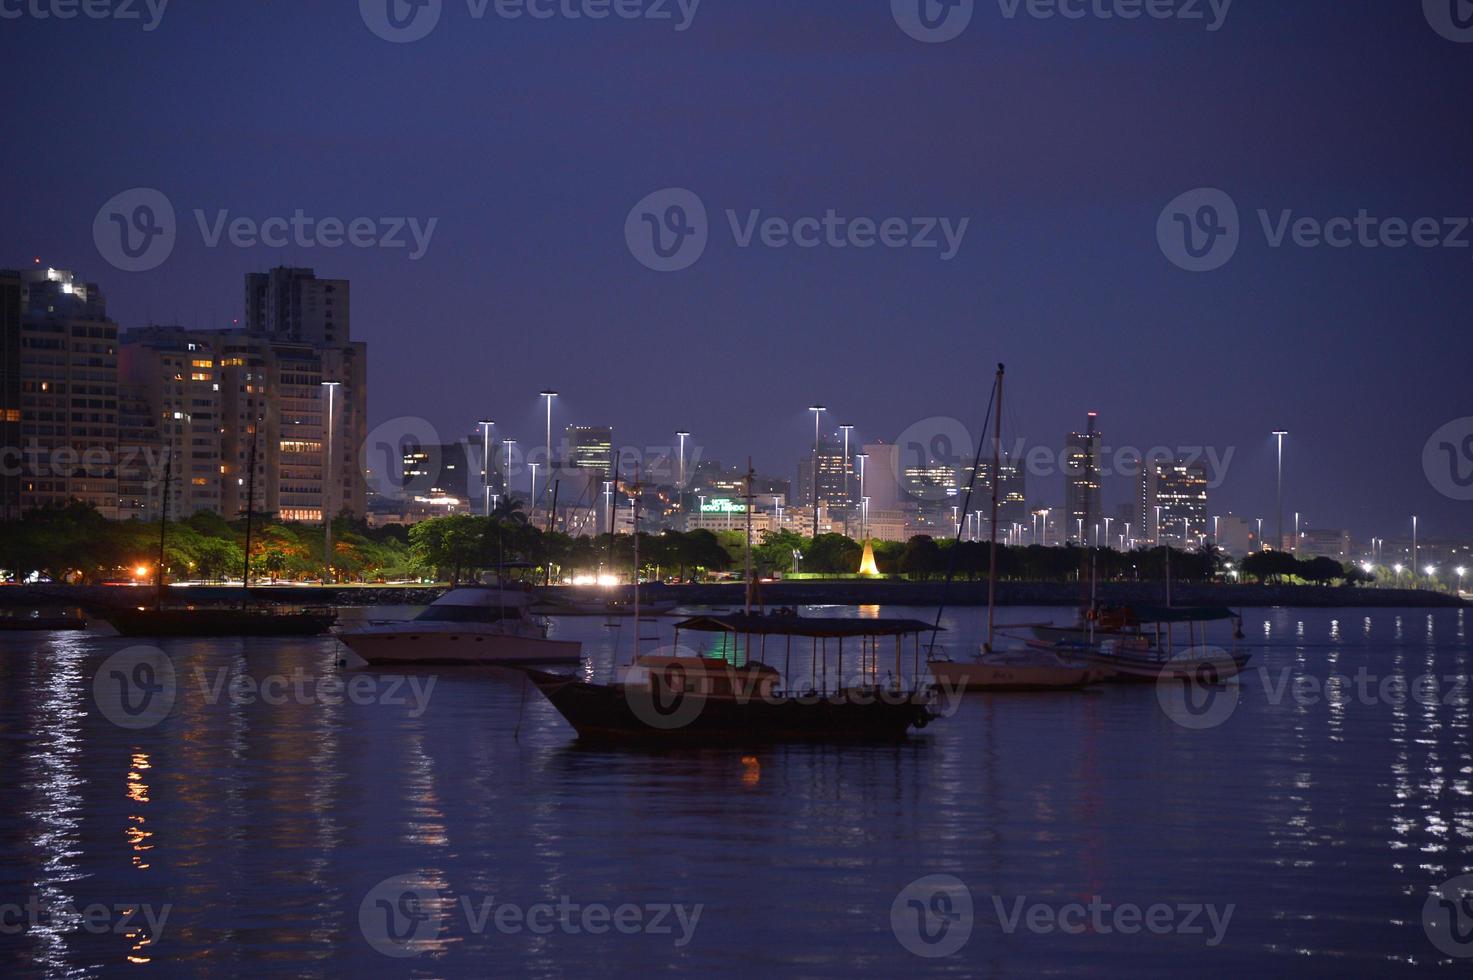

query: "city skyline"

left=4, top=3, right=1471, bottom=540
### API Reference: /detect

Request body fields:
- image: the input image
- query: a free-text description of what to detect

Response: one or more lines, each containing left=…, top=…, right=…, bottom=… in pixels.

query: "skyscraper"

left=16, top=267, right=119, bottom=518
left=244, top=266, right=350, bottom=346
left=1140, top=457, right=1208, bottom=547
left=1064, top=412, right=1101, bottom=544
left=0, top=271, right=20, bottom=520
left=566, top=425, right=614, bottom=480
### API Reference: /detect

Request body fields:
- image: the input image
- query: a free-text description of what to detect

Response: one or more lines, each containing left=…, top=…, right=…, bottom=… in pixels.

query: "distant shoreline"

left=4, top=581, right=1464, bottom=610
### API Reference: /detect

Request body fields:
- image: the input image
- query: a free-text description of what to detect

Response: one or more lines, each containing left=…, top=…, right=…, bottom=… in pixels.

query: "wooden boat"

left=929, top=649, right=1104, bottom=692
left=1027, top=606, right=1251, bottom=684
left=520, top=466, right=939, bottom=744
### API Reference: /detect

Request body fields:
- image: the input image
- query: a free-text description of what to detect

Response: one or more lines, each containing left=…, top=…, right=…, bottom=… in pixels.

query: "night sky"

left=3, top=1, right=1470, bottom=539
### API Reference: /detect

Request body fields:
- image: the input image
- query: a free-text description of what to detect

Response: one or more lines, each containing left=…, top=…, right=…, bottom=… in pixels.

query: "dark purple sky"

left=4, top=1, right=1471, bottom=541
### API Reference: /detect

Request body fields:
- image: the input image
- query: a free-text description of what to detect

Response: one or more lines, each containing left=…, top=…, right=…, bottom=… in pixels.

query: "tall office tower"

left=244, top=266, right=350, bottom=346
left=0, top=271, right=20, bottom=520
left=566, top=425, right=615, bottom=480
left=795, top=439, right=851, bottom=512
left=16, top=267, right=119, bottom=517
left=1140, top=458, right=1209, bottom=547
left=119, top=327, right=224, bottom=518
left=1064, top=412, right=1101, bottom=544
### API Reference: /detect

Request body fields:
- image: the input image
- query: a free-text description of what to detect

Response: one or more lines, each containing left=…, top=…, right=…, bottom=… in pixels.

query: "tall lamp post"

left=503, top=439, right=517, bottom=503
left=540, top=390, right=558, bottom=505
left=839, top=423, right=854, bottom=536
left=320, top=381, right=341, bottom=584
left=478, top=419, right=496, bottom=516
left=808, top=405, right=826, bottom=539
left=855, top=453, right=869, bottom=539
left=676, top=430, right=690, bottom=508
left=1272, top=430, right=1288, bottom=551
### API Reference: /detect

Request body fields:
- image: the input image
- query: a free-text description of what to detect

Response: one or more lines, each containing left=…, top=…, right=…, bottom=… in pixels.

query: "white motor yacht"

left=337, top=586, right=582, bottom=667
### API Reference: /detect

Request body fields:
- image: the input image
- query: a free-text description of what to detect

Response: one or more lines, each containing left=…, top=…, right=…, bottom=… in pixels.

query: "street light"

left=530, top=462, right=539, bottom=507
left=1458, top=567, right=1467, bottom=593
left=320, top=381, right=342, bottom=584
left=1272, top=430, right=1288, bottom=552
left=676, top=431, right=690, bottom=505
left=478, top=419, right=496, bottom=516
left=808, top=405, right=826, bottom=538
left=540, top=390, right=558, bottom=503
left=839, top=423, right=855, bottom=533
left=855, top=453, right=869, bottom=539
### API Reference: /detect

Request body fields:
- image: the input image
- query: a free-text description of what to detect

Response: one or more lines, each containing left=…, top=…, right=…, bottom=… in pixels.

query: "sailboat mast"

left=241, top=429, right=258, bottom=607
left=987, top=364, right=1004, bottom=653
left=631, top=463, right=641, bottom=656
left=744, top=458, right=755, bottom=615
left=156, top=450, right=172, bottom=612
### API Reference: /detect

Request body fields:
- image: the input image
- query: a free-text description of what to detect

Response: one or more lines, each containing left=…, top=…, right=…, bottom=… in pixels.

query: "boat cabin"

left=633, top=655, right=781, bottom=699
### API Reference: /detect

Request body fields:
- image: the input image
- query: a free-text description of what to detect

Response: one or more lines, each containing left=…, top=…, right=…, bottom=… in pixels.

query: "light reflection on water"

left=0, top=606, right=1468, bottom=975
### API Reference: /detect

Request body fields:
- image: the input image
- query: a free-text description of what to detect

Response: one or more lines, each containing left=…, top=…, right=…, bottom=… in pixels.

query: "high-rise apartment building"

left=244, top=267, right=350, bottom=346
left=0, top=271, right=21, bottom=520
left=16, top=268, right=119, bottom=518
left=118, top=327, right=223, bottom=518
left=1064, top=412, right=1101, bottom=544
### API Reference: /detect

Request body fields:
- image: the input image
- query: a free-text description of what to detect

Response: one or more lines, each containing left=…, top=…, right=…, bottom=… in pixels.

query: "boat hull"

left=524, top=669, right=933, bottom=743
left=338, top=631, right=582, bottom=666
left=1031, top=624, right=1155, bottom=650
left=101, top=608, right=337, bottom=637
left=929, top=659, right=1097, bottom=692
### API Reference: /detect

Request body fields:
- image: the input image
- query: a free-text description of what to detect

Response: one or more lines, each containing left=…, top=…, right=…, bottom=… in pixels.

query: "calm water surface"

left=1, top=605, right=1470, bottom=976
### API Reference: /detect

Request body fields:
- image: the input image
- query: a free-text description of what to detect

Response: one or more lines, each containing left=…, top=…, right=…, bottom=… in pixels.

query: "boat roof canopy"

left=674, top=613, right=940, bottom=638
left=1131, top=605, right=1239, bottom=623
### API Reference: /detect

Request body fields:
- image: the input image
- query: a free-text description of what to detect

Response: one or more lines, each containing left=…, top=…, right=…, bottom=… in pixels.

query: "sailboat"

left=99, top=436, right=336, bottom=637
left=927, top=364, right=1105, bottom=692
left=520, top=461, right=940, bottom=742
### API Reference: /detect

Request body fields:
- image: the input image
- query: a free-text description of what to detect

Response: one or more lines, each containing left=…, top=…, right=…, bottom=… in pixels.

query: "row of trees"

left=1, top=502, right=1379, bottom=588
left=0, top=503, right=415, bottom=585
